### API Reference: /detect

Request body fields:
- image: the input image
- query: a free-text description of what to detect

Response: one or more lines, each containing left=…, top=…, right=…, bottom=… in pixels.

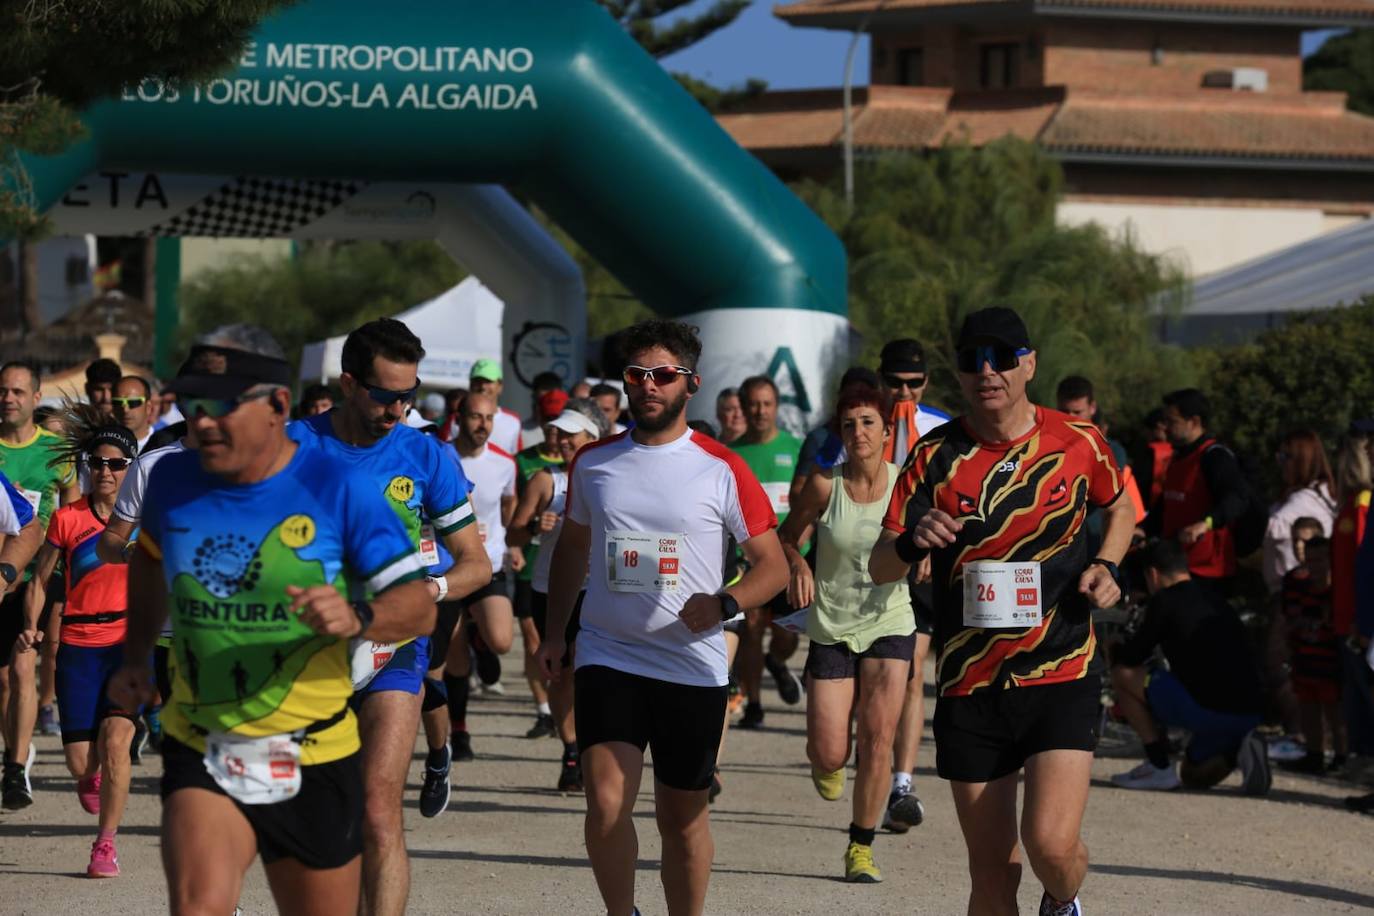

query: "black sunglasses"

left=956, top=345, right=1032, bottom=374
left=362, top=379, right=422, bottom=406
left=85, top=456, right=131, bottom=471
left=883, top=374, right=926, bottom=391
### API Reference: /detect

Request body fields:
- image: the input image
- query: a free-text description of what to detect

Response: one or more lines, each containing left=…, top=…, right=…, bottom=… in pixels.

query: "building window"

left=979, top=42, right=1018, bottom=89
left=897, top=47, right=924, bottom=86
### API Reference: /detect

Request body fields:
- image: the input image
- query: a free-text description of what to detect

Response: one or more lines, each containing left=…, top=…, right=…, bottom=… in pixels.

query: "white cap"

left=404, top=408, right=435, bottom=430
left=548, top=409, right=601, bottom=438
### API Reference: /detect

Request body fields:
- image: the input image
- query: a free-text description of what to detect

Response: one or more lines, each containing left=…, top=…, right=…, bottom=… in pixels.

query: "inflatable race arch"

left=7, top=0, right=847, bottom=429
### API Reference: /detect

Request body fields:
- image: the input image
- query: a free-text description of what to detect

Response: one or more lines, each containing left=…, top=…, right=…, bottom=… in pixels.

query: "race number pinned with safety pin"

left=606, top=530, right=682, bottom=593
left=962, top=561, right=1042, bottom=628
left=418, top=523, right=440, bottom=566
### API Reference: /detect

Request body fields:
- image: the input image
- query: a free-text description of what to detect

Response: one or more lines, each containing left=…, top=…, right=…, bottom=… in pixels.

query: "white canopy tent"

left=299, top=276, right=504, bottom=388
left=1169, top=218, right=1374, bottom=346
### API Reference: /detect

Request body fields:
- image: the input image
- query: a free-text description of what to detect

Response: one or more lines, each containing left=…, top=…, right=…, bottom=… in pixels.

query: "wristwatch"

left=718, top=592, right=741, bottom=622
left=1087, top=558, right=1121, bottom=587
left=0, top=563, right=16, bottom=586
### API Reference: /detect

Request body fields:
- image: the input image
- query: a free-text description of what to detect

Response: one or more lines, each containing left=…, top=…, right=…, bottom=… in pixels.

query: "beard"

left=630, top=388, right=688, bottom=433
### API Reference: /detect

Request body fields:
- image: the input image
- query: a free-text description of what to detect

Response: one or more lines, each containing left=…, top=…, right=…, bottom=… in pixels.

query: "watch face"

left=509, top=321, right=576, bottom=389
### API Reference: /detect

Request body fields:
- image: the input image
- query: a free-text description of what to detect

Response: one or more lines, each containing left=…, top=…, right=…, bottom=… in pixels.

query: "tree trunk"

left=19, top=241, right=41, bottom=336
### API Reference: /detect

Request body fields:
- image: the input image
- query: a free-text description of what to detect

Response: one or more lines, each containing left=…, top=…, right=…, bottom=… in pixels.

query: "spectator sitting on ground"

left=1109, top=537, right=1270, bottom=795
left=1280, top=524, right=1347, bottom=774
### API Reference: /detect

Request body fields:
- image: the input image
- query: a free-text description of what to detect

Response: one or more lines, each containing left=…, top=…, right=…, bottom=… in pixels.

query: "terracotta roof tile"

left=775, top=0, right=1374, bottom=20
left=716, top=86, right=1374, bottom=163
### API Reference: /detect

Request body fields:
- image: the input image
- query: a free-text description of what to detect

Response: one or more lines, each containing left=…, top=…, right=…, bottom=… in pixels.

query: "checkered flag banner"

left=142, top=177, right=366, bottom=238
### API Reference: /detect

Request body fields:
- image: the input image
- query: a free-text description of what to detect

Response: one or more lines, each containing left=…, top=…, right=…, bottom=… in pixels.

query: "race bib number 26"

left=605, top=530, right=682, bottom=593
left=962, top=561, right=1042, bottom=629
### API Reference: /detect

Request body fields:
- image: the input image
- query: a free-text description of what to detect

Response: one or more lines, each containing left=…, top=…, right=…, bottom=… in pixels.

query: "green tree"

left=598, top=1, right=751, bottom=59
left=0, top=0, right=292, bottom=238
left=794, top=139, right=1194, bottom=428
left=1304, top=29, right=1374, bottom=116
left=177, top=240, right=463, bottom=369
left=1198, top=296, right=1374, bottom=489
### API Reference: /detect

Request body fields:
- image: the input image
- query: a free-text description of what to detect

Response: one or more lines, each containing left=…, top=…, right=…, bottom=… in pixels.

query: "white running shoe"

left=1110, top=760, right=1181, bottom=791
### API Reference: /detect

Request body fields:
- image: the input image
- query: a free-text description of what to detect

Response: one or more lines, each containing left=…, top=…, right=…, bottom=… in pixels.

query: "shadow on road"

left=1093, top=863, right=1374, bottom=908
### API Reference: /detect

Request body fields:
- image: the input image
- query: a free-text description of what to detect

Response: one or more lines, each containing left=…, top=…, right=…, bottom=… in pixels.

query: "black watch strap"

left=1087, top=558, right=1121, bottom=585
left=351, top=600, right=375, bottom=635
left=718, top=592, right=740, bottom=622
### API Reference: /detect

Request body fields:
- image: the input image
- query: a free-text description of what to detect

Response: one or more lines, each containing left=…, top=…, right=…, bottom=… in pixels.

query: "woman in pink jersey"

left=21, top=406, right=139, bottom=878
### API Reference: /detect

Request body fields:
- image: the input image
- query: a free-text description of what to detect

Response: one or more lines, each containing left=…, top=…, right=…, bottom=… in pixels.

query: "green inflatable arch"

left=9, top=0, right=847, bottom=429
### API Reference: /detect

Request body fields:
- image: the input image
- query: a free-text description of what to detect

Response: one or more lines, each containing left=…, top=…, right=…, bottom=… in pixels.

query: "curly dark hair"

left=615, top=319, right=702, bottom=371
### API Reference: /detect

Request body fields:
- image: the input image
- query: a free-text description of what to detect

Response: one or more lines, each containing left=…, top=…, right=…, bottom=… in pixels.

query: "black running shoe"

left=130, top=719, right=148, bottom=765
left=1236, top=728, right=1272, bottom=797
left=738, top=701, right=764, bottom=730
left=419, top=746, right=452, bottom=818
left=525, top=713, right=556, bottom=739
left=474, top=645, right=502, bottom=687
left=451, top=730, right=475, bottom=762
left=765, top=656, right=803, bottom=706
left=1, top=761, right=32, bottom=810
left=1345, top=792, right=1374, bottom=814
left=557, top=752, right=583, bottom=793
left=883, top=789, right=925, bottom=832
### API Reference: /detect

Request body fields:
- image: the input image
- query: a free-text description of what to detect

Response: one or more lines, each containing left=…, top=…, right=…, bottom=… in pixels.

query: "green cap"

left=470, top=358, right=503, bottom=382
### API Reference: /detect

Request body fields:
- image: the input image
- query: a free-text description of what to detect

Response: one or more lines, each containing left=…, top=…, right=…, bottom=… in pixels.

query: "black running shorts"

left=575, top=664, right=728, bottom=792
left=160, top=735, right=363, bottom=869
left=805, top=632, right=916, bottom=681
left=514, top=577, right=535, bottom=620
left=427, top=598, right=465, bottom=671
left=529, top=589, right=583, bottom=648
left=909, top=580, right=935, bottom=637
left=933, top=677, right=1101, bottom=783
left=0, top=583, right=29, bottom=662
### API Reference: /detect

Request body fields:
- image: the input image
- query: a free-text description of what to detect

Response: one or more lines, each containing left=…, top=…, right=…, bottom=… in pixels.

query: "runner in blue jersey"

left=290, top=319, right=490, bottom=913
left=106, top=328, right=435, bottom=916
left=0, top=470, right=40, bottom=588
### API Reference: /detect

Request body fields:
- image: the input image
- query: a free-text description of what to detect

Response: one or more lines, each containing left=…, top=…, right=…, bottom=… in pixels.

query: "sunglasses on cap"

left=955, top=345, right=1032, bottom=374
left=362, top=379, right=422, bottom=407
left=883, top=374, right=926, bottom=391
left=112, top=396, right=147, bottom=409
left=85, top=456, right=131, bottom=471
left=623, top=365, right=692, bottom=387
left=180, top=391, right=274, bottom=419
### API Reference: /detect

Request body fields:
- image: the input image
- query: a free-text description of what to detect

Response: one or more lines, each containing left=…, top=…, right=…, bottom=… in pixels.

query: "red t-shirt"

left=883, top=407, right=1123, bottom=695
left=45, top=499, right=128, bottom=647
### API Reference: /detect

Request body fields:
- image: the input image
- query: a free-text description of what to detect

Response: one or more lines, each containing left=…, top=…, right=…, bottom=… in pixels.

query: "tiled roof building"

left=716, top=0, right=1374, bottom=275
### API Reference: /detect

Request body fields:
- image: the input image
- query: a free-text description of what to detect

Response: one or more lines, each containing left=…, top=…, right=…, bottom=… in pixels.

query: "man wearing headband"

left=871, top=306, right=1133, bottom=916
left=107, top=325, right=434, bottom=916
left=1, top=359, right=79, bottom=811
left=290, top=318, right=487, bottom=913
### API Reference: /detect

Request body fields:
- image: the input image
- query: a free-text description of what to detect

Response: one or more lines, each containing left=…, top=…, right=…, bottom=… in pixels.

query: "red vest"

left=1147, top=439, right=1172, bottom=505
left=1161, top=437, right=1236, bottom=578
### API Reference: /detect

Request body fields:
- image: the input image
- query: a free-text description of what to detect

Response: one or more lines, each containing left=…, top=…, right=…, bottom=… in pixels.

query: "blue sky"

left=660, top=2, right=1344, bottom=90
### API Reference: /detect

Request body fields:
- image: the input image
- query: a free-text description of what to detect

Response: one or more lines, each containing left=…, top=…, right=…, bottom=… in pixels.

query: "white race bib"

left=605, top=530, right=682, bottom=593
left=418, top=523, right=440, bottom=566
left=478, top=521, right=489, bottom=544
left=203, top=731, right=303, bottom=804
left=18, top=487, right=41, bottom=516
left=761, top=481, right=790, bottom=515
left=349, top=638, right=396, bottom=690
left=962, top=561, right=1042, bottom=628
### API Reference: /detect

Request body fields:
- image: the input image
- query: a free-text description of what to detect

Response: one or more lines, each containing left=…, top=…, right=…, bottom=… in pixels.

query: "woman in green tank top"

left=779, top=383, right=915, bottom=885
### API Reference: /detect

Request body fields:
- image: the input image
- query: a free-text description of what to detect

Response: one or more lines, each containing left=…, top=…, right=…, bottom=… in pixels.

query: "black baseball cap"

left=165, top=345, right=293, bottom=400
left=879, top=340, right=926, bottom=375
left=956, top=307, right=1032, bottom=350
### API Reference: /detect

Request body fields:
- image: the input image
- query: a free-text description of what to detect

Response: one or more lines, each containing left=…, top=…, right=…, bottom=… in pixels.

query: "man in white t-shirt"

left=469, top=358, right=523, bottom=455
left=536, top=320, right=788, bottom=916
left=438, top=391, right=518, bottom=762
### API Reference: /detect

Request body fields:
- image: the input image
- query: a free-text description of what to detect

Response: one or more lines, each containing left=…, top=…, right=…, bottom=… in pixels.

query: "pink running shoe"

left=77, top=773, right=102, bottom=815
left=86, top=837, right=119, bottom=878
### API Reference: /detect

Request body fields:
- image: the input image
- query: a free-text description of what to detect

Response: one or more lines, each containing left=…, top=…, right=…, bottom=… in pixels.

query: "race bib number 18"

left=605, top=530, right=682, bottom=593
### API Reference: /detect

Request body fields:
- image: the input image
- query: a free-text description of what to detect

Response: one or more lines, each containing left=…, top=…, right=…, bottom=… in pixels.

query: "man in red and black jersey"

left=870, top=306, right=1134, bottom=916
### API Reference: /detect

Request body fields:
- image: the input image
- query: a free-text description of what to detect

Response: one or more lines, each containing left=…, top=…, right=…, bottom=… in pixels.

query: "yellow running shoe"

left=843, top=841, right=882, bottom=883
left=811, top=766, right=845, bottom=800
